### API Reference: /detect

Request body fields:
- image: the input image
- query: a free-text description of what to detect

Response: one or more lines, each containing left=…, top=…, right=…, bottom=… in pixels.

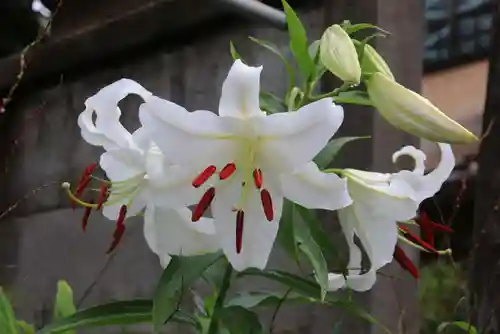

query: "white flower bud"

left=320, top=25, right=361, bottom=85
left=367, top=72, right=478, bottom=144
left=360, top=43, right=394, bottom=81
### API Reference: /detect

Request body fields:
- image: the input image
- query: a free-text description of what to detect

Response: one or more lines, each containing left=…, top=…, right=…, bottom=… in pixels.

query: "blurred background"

left=0, top=0, right=498, bottom=333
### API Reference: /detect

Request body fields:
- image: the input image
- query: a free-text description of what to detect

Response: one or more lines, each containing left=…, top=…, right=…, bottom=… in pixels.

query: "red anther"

left=430, top=222, right=454, bottom=233
left=253, top=169, right=263, bottom=189
left=236, top=210, right=244, bottom=254
left=415, top=211, right=435, bottom=245
left=192, top=165, right=217, bottom=188
left=393, top=245, right=419, bottom=279
left=399, top=225, right=438, bottom=254
left=260, top=189, right=273, bottom=221
left=192, top=187, right=215, bottom=222
left=106, top=205, right=127, bottom=254
left=96, top=183, right=109, bottom=210
left=81, top=201, right=94, bottom=232
left=84, top=163, right=98, bottom=175
left=219, top=163, right=237, bottom=180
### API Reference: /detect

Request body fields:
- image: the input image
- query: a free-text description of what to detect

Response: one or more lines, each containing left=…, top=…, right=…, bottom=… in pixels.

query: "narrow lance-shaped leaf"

left=229, top=41, right=242, bottom=61
left=0, top=287, right=18, bottom=334
left=53, top=281, right=76, bottom=321
left=219, top=306, right=264, bottom=334
left=39, top=300, right=192, bottom=334
left=295, top=204, right=340, bottom=265
left=226, top=290, right=311, bottom=310
left=238, top=269, right=321, bottom=300
left=314, top=136, right=370, bottom=169
left=153, top=252, right=222, bottom=332
left=333, top=91, right=373, bottom=107
left=281, top=0, right=314, bottom=80
left=437, top=321, right=477, bottom=334
left=17, top=320, right=36, bottom=334
left=249, top=36, right=295, bottom=92
left=277, top=200, right=300, bottom=264
left=292, top=204, right=329, bottom=300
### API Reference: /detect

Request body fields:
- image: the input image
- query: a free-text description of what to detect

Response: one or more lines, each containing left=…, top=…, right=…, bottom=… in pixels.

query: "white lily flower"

left=329, top=143, right=454, bottom=291
left=327, top=221, right=376, bottom=292
left=76, top=79, right=207, bottom=220
left=144, top=205, right=219, bottom=267
left=139, top=60, right=351, bottom=271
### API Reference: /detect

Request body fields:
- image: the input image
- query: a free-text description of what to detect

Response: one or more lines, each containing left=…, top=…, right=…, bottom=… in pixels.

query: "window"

left=424, top=0, right=495, bottom=71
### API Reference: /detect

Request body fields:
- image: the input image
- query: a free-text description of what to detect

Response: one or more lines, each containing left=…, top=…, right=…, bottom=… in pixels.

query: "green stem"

left=207, top=262, right=233, bottom=334
left=310, top=82, right=351, bottom=102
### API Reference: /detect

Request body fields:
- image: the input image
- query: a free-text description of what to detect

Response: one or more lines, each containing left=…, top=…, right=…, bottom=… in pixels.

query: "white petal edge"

left=78, top=79, right=152, bottom=150
left=280, top=162, right=352, bottom=210
left=139, top=96, right=238, bottom=170
left=143, top=205, right=219, bottom=268
left=255, top=99, right=344, bottom=172
left=212, top=175, right=283, bottom=271
left=219, top=60, right=264, bottom=119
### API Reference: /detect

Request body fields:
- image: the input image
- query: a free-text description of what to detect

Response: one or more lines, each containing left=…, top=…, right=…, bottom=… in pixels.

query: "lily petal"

left=280, top=162, right=352, bottom=210
left=391, top=143, right=454, bottom=202
left=339, top=179, right=417, bottom=270
left=78, top=79, right=152, bottom=150
left=100, top=149, right=145, bottom=181
left=212, top=175, right=283, bottom=271
left=254, top=98, right=344, bottom=172
left=103, top=192, right=146, bottom=220
left=219, top=60, right=264, bottom=119
left=144, top=205, right=219, bottom=267
left=139, top=96, right=238, bottom=170
left=392, top=145, right=426, bottom=175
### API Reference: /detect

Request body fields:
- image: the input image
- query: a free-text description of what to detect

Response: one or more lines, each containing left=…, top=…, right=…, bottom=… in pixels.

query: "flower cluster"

left=63, top=23, right=475, bottom=293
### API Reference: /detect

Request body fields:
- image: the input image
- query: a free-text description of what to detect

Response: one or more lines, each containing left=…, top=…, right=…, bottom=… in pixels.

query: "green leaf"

left=314, top=136, right=370, bottom=169
left=225, top=291, right=310, bottom=309
left=331, top=321, right=342, bottom=334
left=277, top=200, right=300, bottom=263
left=334, top=90, right=372, bottom=106
left=153, top=252, right=222, bottom=332
left=295, top=205, right=340, bottom=266
left=229, top=41, right=242, bottom=60
left=282, top=0, right=314, bottom=80
left=239, top=269, right=321, bottom=299
left=333, top=91, right=373, bottom=106
left=342, top=22, right=390, bottom=36
left=260, top=91, right=286, bottom=114
left=0, top=287, right=18, bottom=334
left=17, top=320, right=35, bottom=334
left=53, top=281, right=76, bottom=321
left=437, top=321, right=477, bottom=334
left=249, top=36, right=295, bottom=91
left=292, top=204, right=329, bottom=300
left=40, top=300, right=155, bottom=334
left=327, top=299, right=390, bottom=334
left=219, top=306, right=264, bottom=334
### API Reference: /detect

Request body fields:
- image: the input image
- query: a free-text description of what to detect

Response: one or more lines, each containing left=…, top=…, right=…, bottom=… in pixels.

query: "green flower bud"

left=367, top=72, right=478, bottom=144
left=320, top=25, right=361, bottom=85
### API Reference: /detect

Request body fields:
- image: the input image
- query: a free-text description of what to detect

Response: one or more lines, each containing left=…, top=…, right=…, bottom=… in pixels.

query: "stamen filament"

left=97, top=184, right=109, bottom=210
left=62, top=183, right=97, bottom=209
left=399, top=226, right=437, bottom=253
left=236, top=210, right=244, bottom=254
left=82, top=201, right=94, bottom=232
